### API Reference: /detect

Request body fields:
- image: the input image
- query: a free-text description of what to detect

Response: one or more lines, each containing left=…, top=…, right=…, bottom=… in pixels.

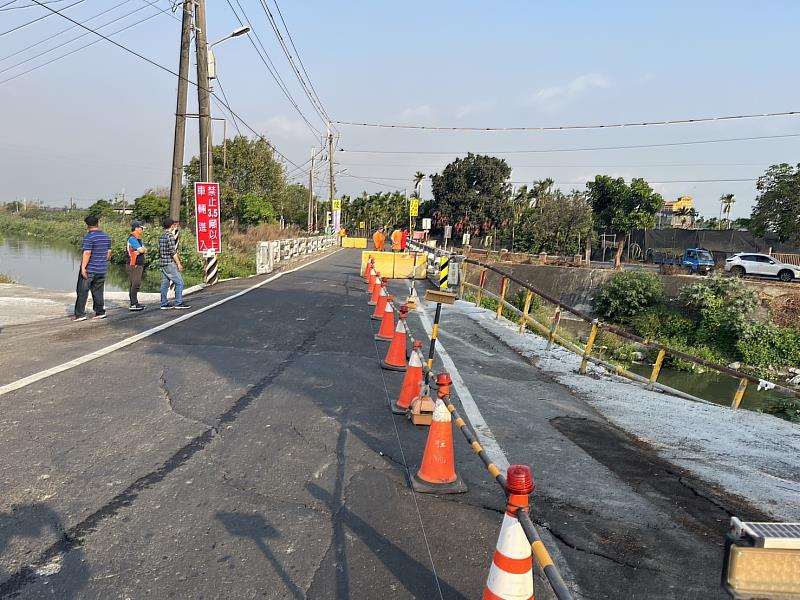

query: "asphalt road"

left=0, top=249, right=767, bottom=599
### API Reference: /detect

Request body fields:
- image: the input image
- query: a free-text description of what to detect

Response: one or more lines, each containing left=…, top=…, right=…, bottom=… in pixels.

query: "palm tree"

left=412, top=171, right=425, bottom=198
left=687, top=208, right=698, bottom=229
left=675, top=206, right=691, bottom=229
left=720, top=193, right=735, bottom=229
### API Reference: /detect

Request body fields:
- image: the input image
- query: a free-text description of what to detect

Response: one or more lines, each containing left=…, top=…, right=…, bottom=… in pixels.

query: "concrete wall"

left=463, top=261, right=798, bottom=317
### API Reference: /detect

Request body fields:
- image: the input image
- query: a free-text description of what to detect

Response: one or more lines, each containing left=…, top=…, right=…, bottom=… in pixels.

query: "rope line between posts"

left=406, top=240, right=800, bottom=405
left=367, top=261, right=573, bottom=600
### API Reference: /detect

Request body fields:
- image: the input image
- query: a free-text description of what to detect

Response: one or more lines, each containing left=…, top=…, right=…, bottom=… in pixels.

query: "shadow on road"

left=216, top=511, right=304, bottom=600
left=0, top=503, right=88, bottom=599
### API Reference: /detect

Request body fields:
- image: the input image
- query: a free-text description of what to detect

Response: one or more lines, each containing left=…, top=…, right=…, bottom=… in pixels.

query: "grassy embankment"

left=0, top=212, right=296, bottom=287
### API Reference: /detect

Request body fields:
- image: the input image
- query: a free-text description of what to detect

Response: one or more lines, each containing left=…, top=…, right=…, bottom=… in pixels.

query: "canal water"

left=0, top=233, right=155, bottom=293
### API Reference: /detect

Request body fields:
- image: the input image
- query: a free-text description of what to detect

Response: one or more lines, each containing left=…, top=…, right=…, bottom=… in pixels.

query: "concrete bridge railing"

left=256, top=235, right=337, bottom=274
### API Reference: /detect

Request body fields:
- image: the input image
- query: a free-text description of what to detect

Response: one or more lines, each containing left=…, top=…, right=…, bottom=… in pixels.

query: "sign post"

left=332, top=198, right=342, bottom=234
left=194, top=182, right=221, bottom=284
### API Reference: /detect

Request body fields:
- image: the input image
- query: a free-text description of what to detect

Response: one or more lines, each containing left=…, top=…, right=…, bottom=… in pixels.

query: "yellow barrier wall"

left=394, top=253, right=427, bottom=279
left=360, top=251, right=427, bottom=278
left=361, top=251, right=395, bottom=276
left=343, top=237, right=367, bottom=248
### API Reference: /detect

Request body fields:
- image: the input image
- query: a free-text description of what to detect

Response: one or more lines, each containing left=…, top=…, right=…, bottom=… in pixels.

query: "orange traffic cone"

left=375, top=297, right=396, bottom=341
left=367, top=271, right=379, bottom=296
left=411, top=396, right=467, bottom=494
left=483, top=465, right=534, bottom=600
left=381, top=313, right=408, bottom=371
left=368, top=276, right=383, bottom=305
left=371, top=286, right=389, bottom=320
left=392, top=342, right=424, bottom=413
left=364, top=258, right=374, bottom=283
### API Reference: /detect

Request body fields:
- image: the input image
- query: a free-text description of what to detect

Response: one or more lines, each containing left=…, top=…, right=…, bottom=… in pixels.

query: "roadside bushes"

left=593, top=271, right=664, bottom=322
left=736, top=323, right=800, bottom=371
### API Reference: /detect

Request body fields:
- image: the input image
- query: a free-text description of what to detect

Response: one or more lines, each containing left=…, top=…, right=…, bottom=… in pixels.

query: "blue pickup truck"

left=651, top=247, right=716, bottom=274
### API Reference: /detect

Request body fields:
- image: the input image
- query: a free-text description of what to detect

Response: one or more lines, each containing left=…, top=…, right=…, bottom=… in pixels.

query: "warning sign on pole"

left=194, top=182, right=221, bottom=255
left=332, top=199, right=342, bottom=211
left=409, top=198, right=419, bottom=217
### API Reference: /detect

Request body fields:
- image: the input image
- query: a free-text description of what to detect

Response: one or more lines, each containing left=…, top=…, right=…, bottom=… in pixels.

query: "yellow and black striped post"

left=439, top=256, right=449, bottom=290
left=204, top=254, right=219, bottom=285
left=427, top=302, right=443, bottom=372
left=580, top=320, right=600, bottom=374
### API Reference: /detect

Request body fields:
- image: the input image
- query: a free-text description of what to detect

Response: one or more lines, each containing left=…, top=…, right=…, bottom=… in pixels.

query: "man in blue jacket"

left=126, top=221, right=148, bottom=311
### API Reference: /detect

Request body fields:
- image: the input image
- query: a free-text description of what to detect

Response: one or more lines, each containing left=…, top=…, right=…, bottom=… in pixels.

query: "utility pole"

left=307, top=148, right=315, bottom=233
left=328, top=124, right=335, bottom=233
left=195, top=0, right=212, bottom=182
left=168, top=0, right=192, bottom=221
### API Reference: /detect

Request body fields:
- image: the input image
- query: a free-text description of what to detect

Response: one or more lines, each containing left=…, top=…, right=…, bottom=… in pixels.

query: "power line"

left=255, top=0, right=331, bottom=129
left=24, top=0, right=304, bottom=169
left=0, top=0, right=132, bottom=64
left=338, top=174, right=759, bottom=185
left=0, top=8, right=166, bottom=84
left=0, top=0, right=84, bottom=36
left=339, top=132, right=800, bottom=155
left=224, top=0, right=322, bottom=139
left=340, top=173, right=404, bottom=191
left=271, top=0, right=332, bottom=124
left=0, top=2, right=162, bottom=77
left=333, top=110, right=800, bottom=132
left=214, top=75, right=243, bottom=137
left=0, top=0, right=71, bottom=11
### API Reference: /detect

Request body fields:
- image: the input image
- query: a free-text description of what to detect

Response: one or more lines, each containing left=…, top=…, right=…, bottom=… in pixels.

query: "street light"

left=207, top=26, right=250, bottom=80
left=203, top=25, right=250, bottom=179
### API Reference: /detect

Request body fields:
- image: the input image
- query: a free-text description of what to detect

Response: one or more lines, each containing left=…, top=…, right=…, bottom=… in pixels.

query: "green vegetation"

left=761, top=397, right=800, bottom=423
left=593, top=272, right=664, bottom=323
left=587, top=175, right=664, bottom=267
left=0, top=273, right=13, bottom=283
left=750, top=163, right=800, bottom=244
left=0, top=211, right=254, bottom=283
left=594, top=272, right=800, bottom=382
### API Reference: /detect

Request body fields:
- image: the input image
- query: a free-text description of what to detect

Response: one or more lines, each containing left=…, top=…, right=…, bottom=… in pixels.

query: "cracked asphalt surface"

left=0, top=248, right=765, bottom=599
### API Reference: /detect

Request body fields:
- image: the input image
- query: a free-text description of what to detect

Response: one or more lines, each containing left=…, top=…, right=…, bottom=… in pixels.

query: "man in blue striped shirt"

left=73, top=215, right=112, bottom=322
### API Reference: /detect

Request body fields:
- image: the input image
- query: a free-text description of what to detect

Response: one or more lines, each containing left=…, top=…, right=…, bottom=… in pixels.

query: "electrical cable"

left=333, top=110, right=800, bottom=132
left=0, top=0, right=84, bottom=36
left=256, top=0, right=331, bottom=129
left=214, top=75, right=243, bottom=137
left=224, top=0, right=322, bottom=138
left=271, top=0, right=332, bottom=124
left=339, top=132, right=800, bottom=155
left=23, top=0, right=304, bottom=170
left=0, top=1, right=162, bottom=76
left=0, top=0, right=70, bottom=10
left=0, top=0, right=132, bottom=63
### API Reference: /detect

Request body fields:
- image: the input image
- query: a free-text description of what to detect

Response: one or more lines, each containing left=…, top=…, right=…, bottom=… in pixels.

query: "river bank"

left=0, top=212, right=256, bottom=289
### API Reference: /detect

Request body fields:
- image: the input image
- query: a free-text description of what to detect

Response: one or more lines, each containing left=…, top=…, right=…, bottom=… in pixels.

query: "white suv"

left=724, top=253, right=800, bottom=282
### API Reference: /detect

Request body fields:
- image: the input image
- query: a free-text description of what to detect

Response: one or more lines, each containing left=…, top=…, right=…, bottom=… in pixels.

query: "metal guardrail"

left=256, top=235, right=337, bottom=274
left=407, top=239, right=800, bottom=407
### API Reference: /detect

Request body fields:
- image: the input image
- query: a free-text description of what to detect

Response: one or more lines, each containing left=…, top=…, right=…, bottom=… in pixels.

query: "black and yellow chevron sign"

left=439, top=257, right=449, bottom=290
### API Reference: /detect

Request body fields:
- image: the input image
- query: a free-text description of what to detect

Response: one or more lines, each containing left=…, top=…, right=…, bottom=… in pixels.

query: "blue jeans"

left=160, top=263, right=184, bottom=306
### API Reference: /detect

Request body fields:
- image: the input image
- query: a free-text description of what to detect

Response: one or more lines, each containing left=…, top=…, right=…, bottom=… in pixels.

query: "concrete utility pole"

left=307, top=148, right=315, bottom=233
left=168, top=0, right=192, bottom=221
left=328, top=124, right=335, bottom=232
left=195, top=0, right=212, bottom=182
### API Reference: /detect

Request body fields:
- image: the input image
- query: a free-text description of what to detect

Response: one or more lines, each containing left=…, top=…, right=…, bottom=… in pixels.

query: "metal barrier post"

left=428, top=302, right=443, bottom=372
left=731, top=378, right=749, bottom=409
left=519, top=290, right=533, bottom=333
left=458, top=261, right=467, bottom=299
left=496, top=277, right=508, bottom=320
left=546, top=306, right=561, bottom=350
left=475, top=269, right=487, bottom=306
left=648, top=347, right=667, bottom=386
left=580, top=320, right=599, bottom=374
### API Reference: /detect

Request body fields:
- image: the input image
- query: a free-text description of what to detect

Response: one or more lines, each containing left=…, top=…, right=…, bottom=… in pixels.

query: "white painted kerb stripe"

left=416, top=305, right=510, bottom=473
left=0, top=251, right=338, bottom=398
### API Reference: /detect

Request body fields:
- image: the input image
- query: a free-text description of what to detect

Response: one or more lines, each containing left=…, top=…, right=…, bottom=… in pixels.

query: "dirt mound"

left=772, top=293, right=800, bottom=327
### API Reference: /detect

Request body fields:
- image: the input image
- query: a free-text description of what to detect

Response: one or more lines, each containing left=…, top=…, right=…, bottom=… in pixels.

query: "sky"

left=1, top=0, right=799, bottom=219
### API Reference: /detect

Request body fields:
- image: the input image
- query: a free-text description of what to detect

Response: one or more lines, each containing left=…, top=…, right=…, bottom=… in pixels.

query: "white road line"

left=416, top=304, right=510, bottom=473
left=0, top=251, right=338, bottom=398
